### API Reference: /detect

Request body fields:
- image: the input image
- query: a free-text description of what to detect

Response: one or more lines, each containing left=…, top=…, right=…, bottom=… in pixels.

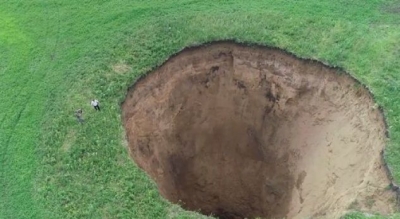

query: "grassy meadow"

left=2, top=0, right=400, bottom=218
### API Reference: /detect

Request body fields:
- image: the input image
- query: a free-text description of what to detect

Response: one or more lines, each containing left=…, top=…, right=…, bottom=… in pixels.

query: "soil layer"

left=122, top=42, right=396, bottom=218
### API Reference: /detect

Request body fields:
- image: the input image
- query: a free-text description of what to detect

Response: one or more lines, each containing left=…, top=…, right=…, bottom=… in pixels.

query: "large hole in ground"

left=122, top=42, right=396, bottom=219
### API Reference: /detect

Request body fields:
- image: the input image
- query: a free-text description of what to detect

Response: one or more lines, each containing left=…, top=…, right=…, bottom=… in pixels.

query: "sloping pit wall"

left=121, top=41, right=398, bottom=219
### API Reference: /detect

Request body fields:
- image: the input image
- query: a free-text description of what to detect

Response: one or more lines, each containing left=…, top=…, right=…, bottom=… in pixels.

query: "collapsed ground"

left=122, top=42, right=396, bottom=218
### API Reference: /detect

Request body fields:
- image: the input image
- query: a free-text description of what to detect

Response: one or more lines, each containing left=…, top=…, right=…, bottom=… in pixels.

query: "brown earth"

left=121, top=42, right=396, bottom=219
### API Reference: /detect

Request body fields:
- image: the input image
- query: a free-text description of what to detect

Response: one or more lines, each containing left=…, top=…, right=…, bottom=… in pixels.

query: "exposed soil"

left=121, top=42, right=396, bottom=219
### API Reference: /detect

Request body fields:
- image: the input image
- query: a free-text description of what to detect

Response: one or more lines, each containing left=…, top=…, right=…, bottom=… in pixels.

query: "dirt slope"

left=122, top=42, right=396, bottom=219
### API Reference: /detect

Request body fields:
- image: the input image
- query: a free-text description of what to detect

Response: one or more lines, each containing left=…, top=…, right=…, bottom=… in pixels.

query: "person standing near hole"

left=91, top=99, right=100, bottom=111
left=75, top=108, right=84, bottom=123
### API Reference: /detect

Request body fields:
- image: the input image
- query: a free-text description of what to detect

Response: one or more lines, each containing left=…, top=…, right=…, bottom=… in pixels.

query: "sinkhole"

left=121, top=42, right=395, bottom=219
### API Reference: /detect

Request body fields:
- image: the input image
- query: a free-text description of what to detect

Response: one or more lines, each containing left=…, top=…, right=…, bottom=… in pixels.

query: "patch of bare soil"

left=112, top=62, right=131, bottom=74
left=121, top=42, right=396, bottom=219
left=381, top=1, right=400, bottom=14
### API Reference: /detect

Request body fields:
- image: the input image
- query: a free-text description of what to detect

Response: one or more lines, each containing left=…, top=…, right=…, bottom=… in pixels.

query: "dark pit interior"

left=121, top=42, right=392, bottom=219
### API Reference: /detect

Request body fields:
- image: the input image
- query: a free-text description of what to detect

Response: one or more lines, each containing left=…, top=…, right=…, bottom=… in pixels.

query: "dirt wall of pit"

left=122, top=42, right=396, bottom=219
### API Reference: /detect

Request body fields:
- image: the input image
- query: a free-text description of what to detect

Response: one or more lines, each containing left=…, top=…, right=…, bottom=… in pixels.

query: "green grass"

left=343, top=212, right=400, bottom=219
left=2, top=0, right=400, bottom=218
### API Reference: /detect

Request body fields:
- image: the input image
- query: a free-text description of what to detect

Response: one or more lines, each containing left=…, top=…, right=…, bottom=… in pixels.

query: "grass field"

left=2, top=0, right=400, bottom=218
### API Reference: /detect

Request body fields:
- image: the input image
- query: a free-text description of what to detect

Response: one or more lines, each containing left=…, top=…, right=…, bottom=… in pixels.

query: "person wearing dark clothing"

left=75, top=108, right=84, bottom=123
